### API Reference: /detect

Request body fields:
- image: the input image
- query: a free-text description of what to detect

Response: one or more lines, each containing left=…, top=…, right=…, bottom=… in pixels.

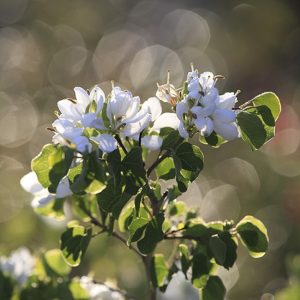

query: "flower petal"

left=89, top=86, right=105, bottom=114
left=74, top=87, right=91, bottom=111
left=142, top=97, right=162, bottom=121
left=212, top=108, right=236, bottom=123
left=20, top=172, right=44, bottom=194
left=178, top=121, right=189, bottom=139
left=176, top=101, right=189, bottom=121
left=141, top=135, right=163, bottom=151
left=122, top=113, right=151, bottom=137
left=31, top=192, right=55, bottom=208
left=56, top=176, right=72, bottom=198
left=91, top=134, right=117, bottom=153
left=213, top=120, right=239, bottom=141
left=217, top=92, right=237, bottom=110
left=152, top=113, right=180, bottom=131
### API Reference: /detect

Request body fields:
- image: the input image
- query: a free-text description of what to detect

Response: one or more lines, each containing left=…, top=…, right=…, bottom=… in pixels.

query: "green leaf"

left=0, top=270, right=13, bottom=300
left=237, top=111, right=267, bottom=150
left=69, top=279, right=90, bottom=300
left=151, top=254, right=169, bottom=288
left=107, top=149, right=122, bottom=185
left=60, top=223, right=92, bottom=266
left=236, top=215, right=268, bottom=258
left=155, top=157, right=176, bottom=180
left=137, top=213, right=165, bottom=254
left=215, top=232, right=237, bottom=269
left=252, top=92, right=281, bottom=121
left=32, top=144, right=73, bottom=191
left=118, top=204, right=134, bottom=232
left=169, top=201, right=186, bottom=216
left=201, top=276, right=226, bottom=300
left=129, top=217, right=148, bottom=243
left=122, top=147, right=146, bottom=178
left=41, top=249, right=71, bottom=277
left=209, top=235, right=226, bottom=266
left=200, top=131, right=225, bottom=148
left=184, top=219, right=208, bottom=238
left=192, top=252, right=212, bottom=288
left=72, top=194, right=98, bottom=221
left=161, top=129, right=184, bottom=150
left=35, top=198, right=65, bottom=220
left=175, top=142, right=203, bottom=172
left=179, top=244, right=190, bottom=275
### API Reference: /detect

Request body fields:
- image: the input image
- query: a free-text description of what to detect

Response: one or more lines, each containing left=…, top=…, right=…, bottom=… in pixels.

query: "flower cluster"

left=49, top=68, right=239, bottom=156
left=172, top=70, right=239, bottom=141
left=79, top=276, right=124, bottom=300
left=0, top=248, right=35, bottom=286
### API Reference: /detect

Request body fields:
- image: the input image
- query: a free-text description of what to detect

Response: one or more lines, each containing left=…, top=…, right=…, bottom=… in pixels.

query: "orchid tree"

left=18, top=66, right=281, bottom=300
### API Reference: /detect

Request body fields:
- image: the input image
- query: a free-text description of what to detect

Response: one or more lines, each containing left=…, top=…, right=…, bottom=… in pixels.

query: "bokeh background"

left=1, top=0, right=300, bottom=299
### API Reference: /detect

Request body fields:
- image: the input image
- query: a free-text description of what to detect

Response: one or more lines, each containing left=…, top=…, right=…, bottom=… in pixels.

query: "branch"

left=90, top=215, right=144, bottom=257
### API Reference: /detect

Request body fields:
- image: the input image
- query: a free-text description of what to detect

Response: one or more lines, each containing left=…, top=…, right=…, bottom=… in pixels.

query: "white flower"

left=58, top=86, right=105, bottom=123
left=80, top=276, right=124, bottom=300
left=71, top=136, right=93, bottom=153
left=91, top=134, right=118, bottom=153
left=106, top=87, right=151, bottom=137
left=157, top=271, right=199, bottom=300
left=152, top=113, right=180, bottom=131
left=20, top=172, right=72, bottom=208
left=0, top=248, right=35, bottom=286
left=156, top=82, right=179, bottom=105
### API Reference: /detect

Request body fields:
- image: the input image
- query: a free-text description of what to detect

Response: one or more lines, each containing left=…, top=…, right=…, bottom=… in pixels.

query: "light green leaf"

left=32, top=144, right=73, bottom=191
left=252, top=92, right=281, bottom=121
left=41, top=249, right=71, bottom=277
left=151, top=254, right=169, bottom=288
left=155, top=157, right=175, bottom=180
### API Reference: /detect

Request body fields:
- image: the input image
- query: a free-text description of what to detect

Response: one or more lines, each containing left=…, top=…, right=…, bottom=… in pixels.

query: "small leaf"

left=169, top=201, right=186, bottom=216
left=151, top=254, right=169, bottom=288
left=60, top=223, right=92, bottom=266
left=236, top=215, right=268, bottom=258
left=201, top=276, right=226, bottom=300
left=179, top=244, right=190, bottom=275
left=184, top=219, right=208, bottom=238
left=175, top=142, right=203, bottom=172
left=192, top=252, right=212, bottom=288
left=209, top=235, right=226, bottom=266
left=122, top=147, right=146, bottom=178
left=155, top=157, right=176, bottom=180
left=137, top=213, right=165, bottom=254
left=32, top=144, right=73, bottom=191
left=237, top=111, right=267, bottom=150
left=161, top=129, right=183, bottom=150
left=41, top=249, right=71, bottom=277
left=129, top=217, right=148, bottom=243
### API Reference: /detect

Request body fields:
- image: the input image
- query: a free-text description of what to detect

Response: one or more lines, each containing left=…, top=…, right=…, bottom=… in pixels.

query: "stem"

left=115, top=134, right=128, bottom=154
left=147, top=150, right=170, bottom=177
left=90, top=216, right=143, bottom=257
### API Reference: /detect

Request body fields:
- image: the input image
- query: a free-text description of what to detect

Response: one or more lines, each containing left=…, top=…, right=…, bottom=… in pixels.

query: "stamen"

left=190, top=62, right=194, bottom=72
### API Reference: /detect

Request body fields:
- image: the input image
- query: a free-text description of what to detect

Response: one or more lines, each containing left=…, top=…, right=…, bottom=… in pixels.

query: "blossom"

left=106, top=87, right=151, bottom=137
left=157, top=271, right=199, bottom=300
left=80, top=276, right=124, bottom=300
left=175, top=70, right=239, bottom=141
left=20, top=172, right=72, bottom=208
left=0, top=248, right=35, bottom=286
left=52, top=86, right=105, bottom=153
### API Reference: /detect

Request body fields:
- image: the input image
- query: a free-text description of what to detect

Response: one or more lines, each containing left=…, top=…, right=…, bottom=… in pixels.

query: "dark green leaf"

left=137, top=213, right=165, bottom=254
left=161, top=129, right=184, bottom=150
left=201, top=276, right=226, bottom=300
left=236, top=215, right=268, bottom=258
left=155, top=157, right=176, bottom=180
left=237, top=111, right=267, bottom=150
left=122, top=147, right=146, bottom=178
left=60, top=223, right=92, bottom=266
